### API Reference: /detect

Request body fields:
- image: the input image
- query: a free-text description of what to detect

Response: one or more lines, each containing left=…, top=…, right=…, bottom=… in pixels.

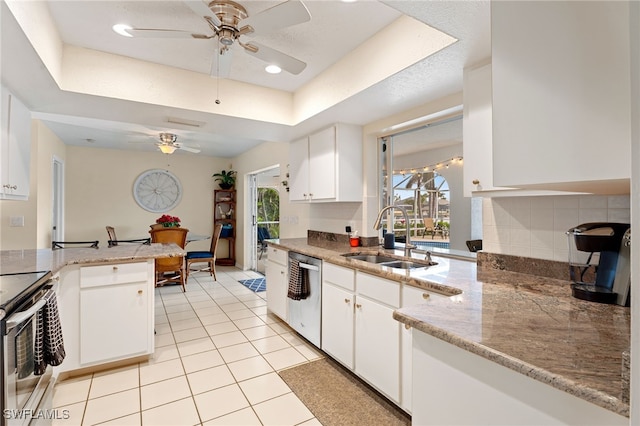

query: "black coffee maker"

left=567, top=222, right=631, bottom=306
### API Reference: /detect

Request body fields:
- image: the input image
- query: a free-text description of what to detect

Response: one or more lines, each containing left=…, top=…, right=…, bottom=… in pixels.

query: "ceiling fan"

left=123, top=0, right=312, bottom=77
left=156, top=133, right=201, bottom=154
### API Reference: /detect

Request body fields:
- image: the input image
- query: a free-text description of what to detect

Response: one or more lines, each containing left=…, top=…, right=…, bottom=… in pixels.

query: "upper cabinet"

left=289, top=123, right=363, bottom=202
left=1, top=85, right=31, bottom=200
left=463, top=62, right=513, bottom=197
left=491, top=1, right=631, bottom=194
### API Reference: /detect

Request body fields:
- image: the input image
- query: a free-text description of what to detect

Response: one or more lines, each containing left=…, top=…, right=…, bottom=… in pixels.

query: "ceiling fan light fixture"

left=158, top=144, right=177, bottom=154
left=112, top=24, right=133, bottom=37
left=265, top=64, right=282, bottom=74
left=159, top=132, right=177, bottom=144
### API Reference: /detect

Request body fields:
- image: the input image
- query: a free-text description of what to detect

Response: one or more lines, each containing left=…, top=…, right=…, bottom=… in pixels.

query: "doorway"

left=248, top=166, right=280, bottom=273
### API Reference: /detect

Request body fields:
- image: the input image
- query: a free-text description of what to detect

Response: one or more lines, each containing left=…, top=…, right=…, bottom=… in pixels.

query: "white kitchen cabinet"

left=288, top=123, right=362, bottom=202
left=265, top=246, right=288, bottom=321
left=491, top=1, right=631, bottom=194
left=79, top=262, right=154, bottom=365
left=462, top=62, right=512, bottom=197
left=0, top=85, right=31, bottom=200
left=354, top=271, right=400, bottom=404
left=400, top=284, right=448, bottom=413
left=412, top=331, right=627, bottom=426
left=321, top=263, right=355, bottom=369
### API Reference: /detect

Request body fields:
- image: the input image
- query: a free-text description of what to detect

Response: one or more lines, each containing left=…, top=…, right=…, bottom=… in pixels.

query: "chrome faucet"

left=373, top=204, right=416, bottom=257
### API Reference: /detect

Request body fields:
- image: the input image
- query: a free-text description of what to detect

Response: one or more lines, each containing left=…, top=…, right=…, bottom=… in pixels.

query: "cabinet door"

left=462, top=63, right=511, bottom=196
left=355, top=295, right=400, bottom=402
left=265, top=260, right=288, bottom=321
left=289, top=137, right=309, bottom=201
left=1, top=89, right=31, bottom=199
left=321, top=283, right=354, bottom=369
left=80, top=282, right=150, bottom=365
left=492, top=1, right=630, bottom=193
left=308, top=126, right=336, bottom=200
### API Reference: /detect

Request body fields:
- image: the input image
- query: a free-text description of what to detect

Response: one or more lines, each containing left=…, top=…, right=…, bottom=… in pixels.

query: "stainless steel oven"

left=1, top=272, right=58, bottom=426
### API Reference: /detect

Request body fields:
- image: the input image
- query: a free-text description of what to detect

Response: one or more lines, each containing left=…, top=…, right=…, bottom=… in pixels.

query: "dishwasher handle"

left=298, top=262, right=320, bottom=272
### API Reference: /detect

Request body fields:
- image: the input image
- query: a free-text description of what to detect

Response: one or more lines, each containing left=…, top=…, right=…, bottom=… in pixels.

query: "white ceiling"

left=0, top=0, right=491, bottom=158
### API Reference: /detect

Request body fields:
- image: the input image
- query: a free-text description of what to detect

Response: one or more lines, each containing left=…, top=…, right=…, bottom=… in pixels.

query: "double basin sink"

left=341, top=252, right=437, bottom=270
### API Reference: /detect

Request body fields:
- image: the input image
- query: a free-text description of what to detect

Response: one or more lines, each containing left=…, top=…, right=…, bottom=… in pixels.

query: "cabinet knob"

left=113, top=266, right=118, bottom=271
left=355, top=303, right=362, bottom=309
left=472, top=179, right=480, bottom=185
left=138, top=290, right=143, bottom=295
left=280, top=270, right=285, bottom=275
left=344, top=298, right=351, bottom=304
left=405, top=324, right=411, bottom=330
left=422, top=293, right=430, bottom=300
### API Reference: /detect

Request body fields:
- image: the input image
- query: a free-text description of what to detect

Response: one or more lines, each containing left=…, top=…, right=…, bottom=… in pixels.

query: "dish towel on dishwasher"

left=34, top=289, right=66, bottom=375
left=287, top=259, right=310, bottom=300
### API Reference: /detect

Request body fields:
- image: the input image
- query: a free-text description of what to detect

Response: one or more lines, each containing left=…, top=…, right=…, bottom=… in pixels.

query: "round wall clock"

left=133, top=169, right=183, bottom=213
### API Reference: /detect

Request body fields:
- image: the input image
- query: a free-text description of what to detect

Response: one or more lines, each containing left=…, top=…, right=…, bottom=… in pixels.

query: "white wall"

left=64, top=146, right=224, bottom=251
left=482, top=195, right=630, bottom=261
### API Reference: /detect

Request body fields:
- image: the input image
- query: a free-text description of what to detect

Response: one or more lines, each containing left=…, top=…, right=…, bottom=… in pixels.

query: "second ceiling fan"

left=124, top=0, right=311, bottom=77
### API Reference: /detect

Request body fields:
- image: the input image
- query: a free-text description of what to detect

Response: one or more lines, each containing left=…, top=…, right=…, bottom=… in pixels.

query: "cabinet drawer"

left=81, top=262, right=149, bottom=288
left=323, top=263, right=355, bottom=291
left=267, top=246, right=287, bottom=265
left=356, top=272, right=399, bottom=307
left=402, top=284, right=447, bottom=308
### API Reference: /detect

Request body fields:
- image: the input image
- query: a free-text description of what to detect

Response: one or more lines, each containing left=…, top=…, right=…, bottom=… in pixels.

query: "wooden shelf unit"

left=214, top=189, right=236, bottom=266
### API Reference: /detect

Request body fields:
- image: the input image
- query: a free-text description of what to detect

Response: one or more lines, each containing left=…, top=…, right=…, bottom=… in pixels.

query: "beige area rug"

left=278, top=357, right=411, bottom=426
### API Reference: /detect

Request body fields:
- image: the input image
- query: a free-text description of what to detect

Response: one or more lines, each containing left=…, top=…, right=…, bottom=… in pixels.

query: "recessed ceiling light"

left=265, top=65, right=282, bottom=74
left=112, top=24, right=133, bottom=37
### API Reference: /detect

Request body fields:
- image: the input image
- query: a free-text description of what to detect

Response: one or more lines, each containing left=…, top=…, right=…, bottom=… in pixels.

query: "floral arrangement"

left=156, top=214, right=181, bottom=227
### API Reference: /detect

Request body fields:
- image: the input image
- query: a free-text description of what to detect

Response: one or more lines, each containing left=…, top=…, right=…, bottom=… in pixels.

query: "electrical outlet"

left=10, top=216, right=24, bottom=227
left=345, top=225, right=352, bottom=233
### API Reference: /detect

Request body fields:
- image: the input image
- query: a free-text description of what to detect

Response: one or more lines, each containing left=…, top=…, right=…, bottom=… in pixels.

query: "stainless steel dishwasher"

left=287, top=252, right=322, bottom=347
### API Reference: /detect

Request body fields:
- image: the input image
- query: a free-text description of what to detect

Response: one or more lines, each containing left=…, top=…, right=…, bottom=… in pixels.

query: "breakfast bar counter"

left=268, top=238, right=630, bottom=419
left=0, top=243, right=185, bottom=275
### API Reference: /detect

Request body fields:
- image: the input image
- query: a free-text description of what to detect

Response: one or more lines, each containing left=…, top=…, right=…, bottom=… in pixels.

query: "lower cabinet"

left=412, top=331, right=627, bottom=426
left=265, top=246, right=288, bottom=321
left=55, top=260, right=154, bottom=373
left=400, top=284, right=448, bottom=413
left=321, top=265, right=402, bottom=404
left=355, top=271, right=401, bottom=403
left=321, top=265, right=355, bottom=369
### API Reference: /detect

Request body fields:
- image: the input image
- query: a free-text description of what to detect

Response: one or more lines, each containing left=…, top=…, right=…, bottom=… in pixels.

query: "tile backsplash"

left=482, top=195, right=630, bottom=262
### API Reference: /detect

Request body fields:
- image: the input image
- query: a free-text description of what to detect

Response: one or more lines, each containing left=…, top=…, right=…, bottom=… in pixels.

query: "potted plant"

left=155, top=214, right=181, bottom=227
left=213, top=169, right=237, bottom=190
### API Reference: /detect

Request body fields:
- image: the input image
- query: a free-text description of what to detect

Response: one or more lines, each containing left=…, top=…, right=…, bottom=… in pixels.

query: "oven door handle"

left=6, top=298, right=47, bottom=329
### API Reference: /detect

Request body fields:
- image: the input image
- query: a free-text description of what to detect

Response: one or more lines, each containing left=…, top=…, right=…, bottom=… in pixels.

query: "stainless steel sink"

left=379, top=260, right=422, bottom=269
left=341, top=254, right=397, bottom=263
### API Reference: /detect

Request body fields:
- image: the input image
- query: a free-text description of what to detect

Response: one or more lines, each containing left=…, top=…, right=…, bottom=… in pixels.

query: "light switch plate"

left=9, top=216, right=24, bottom=227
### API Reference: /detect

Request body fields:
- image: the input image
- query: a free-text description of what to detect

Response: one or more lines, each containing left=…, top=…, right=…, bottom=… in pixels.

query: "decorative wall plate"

left=133, top=169, right=182, bottom=213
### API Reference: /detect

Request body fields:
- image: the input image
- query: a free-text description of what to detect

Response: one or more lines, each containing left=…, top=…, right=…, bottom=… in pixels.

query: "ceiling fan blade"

left=126, top=28, right=209, bottom=39
left=183, top=0, right=222, bottom=27
left=245, top=42, right=306, bottom=75
left=179, top=145, right=201, bottom=153
left=241, top=0, right=311, bottom=37
left=210, top=46, right=233, bottom=78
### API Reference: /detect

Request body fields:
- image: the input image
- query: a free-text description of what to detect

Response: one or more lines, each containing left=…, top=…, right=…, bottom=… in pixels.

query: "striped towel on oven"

left=287, top=259, right=310, bottom=300
left=34, top=289, right=66, bottom=375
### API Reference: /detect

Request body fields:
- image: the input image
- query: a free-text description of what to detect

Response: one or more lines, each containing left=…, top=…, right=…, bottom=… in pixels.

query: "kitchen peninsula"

left=268, top=237, right=629, bottom=425
left=0, top=244, right=185, bottom=375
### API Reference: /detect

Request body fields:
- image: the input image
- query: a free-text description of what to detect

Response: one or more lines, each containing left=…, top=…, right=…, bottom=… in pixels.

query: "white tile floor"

left=52, top=267, right=325, bottom=426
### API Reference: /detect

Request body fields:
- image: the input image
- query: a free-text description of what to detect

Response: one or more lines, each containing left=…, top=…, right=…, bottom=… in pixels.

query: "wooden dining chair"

left=186, top=224, right=223, bottom=281
left=106, top=226, right=151, bottom=247
left=149, top=227, right=189, bottom=291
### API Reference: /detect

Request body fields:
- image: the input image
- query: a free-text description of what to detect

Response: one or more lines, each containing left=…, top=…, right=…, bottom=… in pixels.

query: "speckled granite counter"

left=0, top=243, right=185, bottom=275
left=268, top=238, right=630, bottom=417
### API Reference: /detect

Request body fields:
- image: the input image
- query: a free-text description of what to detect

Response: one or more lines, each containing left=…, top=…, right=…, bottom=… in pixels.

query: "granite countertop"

left=0, top=243, right=185, bottom=275
left=268, top=238, right=630, bottom=417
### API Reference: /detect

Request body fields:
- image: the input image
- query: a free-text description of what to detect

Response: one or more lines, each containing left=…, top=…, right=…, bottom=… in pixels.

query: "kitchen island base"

left=412, top=331, right=627, bottom=425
